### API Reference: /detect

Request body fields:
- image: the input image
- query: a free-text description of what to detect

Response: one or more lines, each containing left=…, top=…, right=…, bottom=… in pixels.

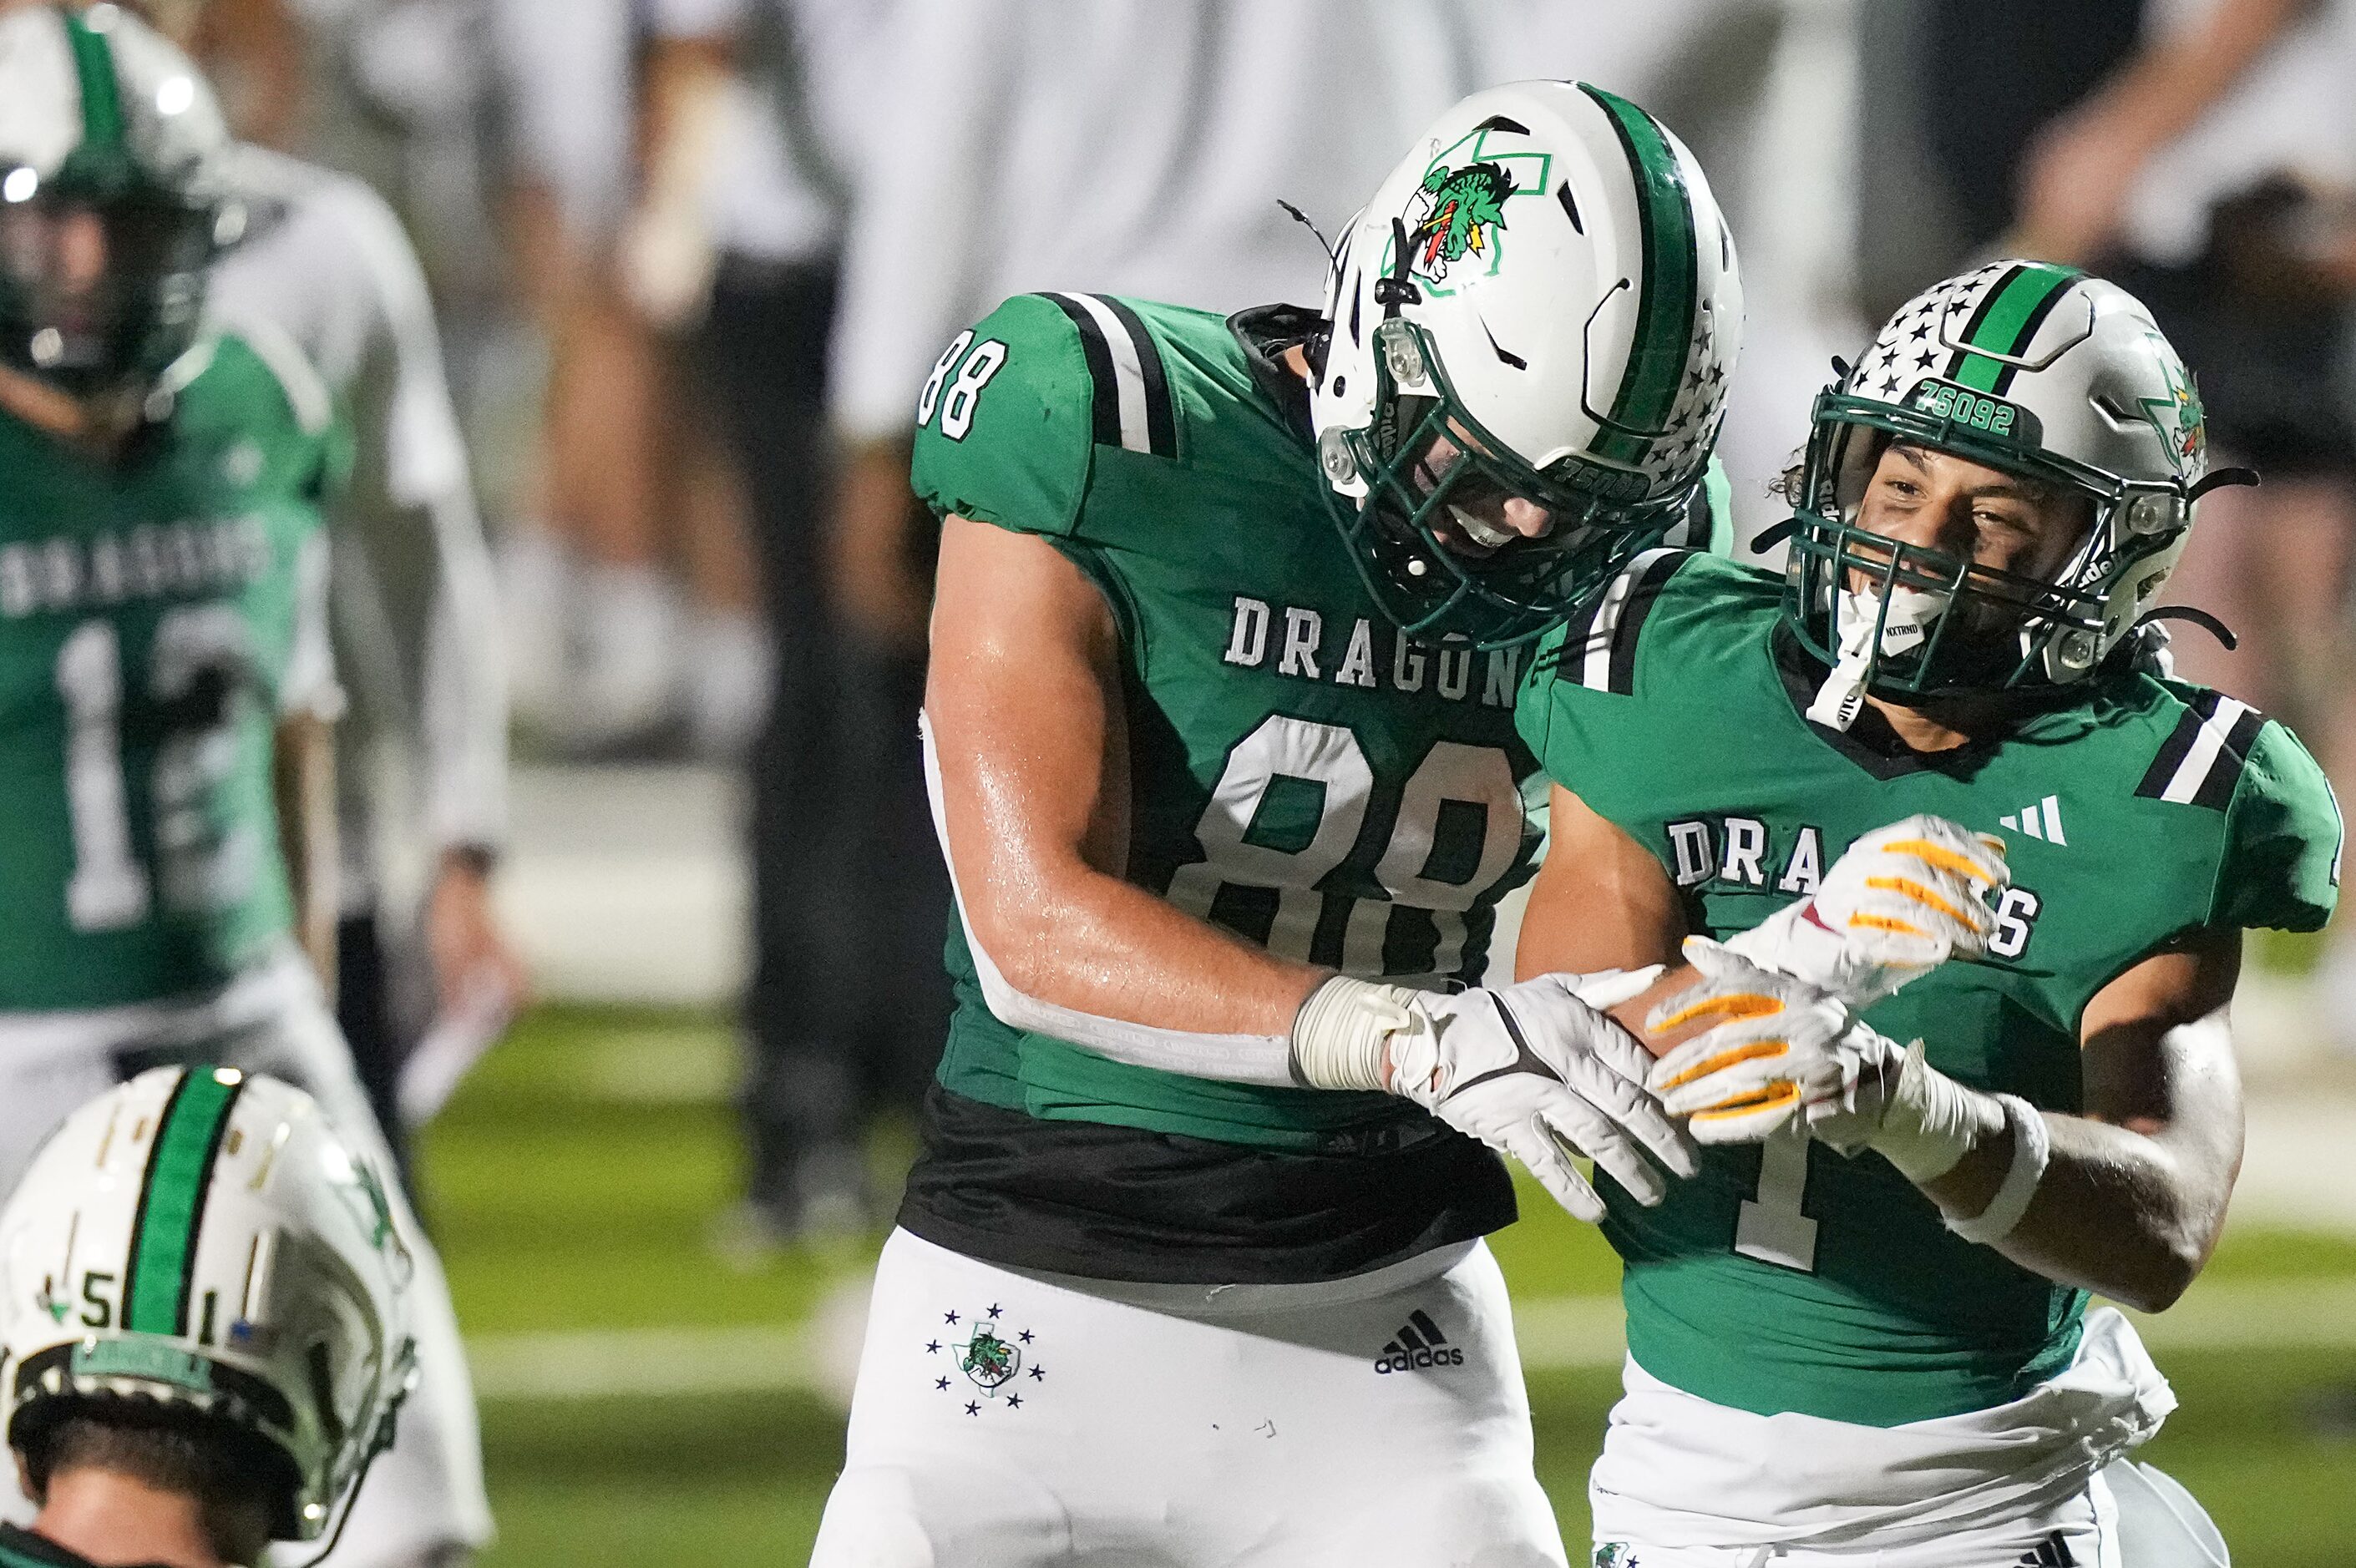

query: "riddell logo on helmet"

left=1373, top=1310, right=1463, bottom=1373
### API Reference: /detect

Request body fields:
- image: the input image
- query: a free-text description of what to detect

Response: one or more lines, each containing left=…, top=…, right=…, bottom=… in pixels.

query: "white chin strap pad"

left=1807, top=585, right=1952, bottom=731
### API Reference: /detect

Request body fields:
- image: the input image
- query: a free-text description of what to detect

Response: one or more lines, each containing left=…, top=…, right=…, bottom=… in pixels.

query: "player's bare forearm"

left=971, top=851, right=1330, bottom=1034
left=273, top=713, right=339, bottom=993
left=930, top=515, right=1327, bottom=1039
left=1921, top=934, right=2243, bottom=1312
left=1517, top=783, right=1703, bottom=1050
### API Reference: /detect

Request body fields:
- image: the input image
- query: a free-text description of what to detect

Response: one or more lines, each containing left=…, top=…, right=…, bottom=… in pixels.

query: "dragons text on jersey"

left=1518, top=551, right=2339, bottom=1427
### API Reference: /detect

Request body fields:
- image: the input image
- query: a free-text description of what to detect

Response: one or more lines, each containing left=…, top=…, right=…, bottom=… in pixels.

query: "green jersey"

left=1518, top=552, right=2340, bottom=1425
left=903, top=295, right=1549, bottom=1280
left=0, top=333, right=342, bottom=1014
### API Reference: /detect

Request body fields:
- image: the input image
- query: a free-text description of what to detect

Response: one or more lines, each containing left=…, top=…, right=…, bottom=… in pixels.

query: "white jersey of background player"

left=206, top=137, right=525, bottom=1080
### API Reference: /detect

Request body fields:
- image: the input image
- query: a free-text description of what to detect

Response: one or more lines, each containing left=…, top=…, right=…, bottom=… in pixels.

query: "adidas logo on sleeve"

left=1373, top=1310, right=1464, bottom=1373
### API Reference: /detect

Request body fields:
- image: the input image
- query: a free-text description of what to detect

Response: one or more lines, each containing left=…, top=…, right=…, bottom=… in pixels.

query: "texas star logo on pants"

left=925, top=1303, right=1046, bottom=1415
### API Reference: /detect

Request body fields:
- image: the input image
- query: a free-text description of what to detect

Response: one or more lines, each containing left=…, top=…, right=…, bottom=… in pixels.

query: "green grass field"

left=425, top=1007, right=2356, bottom=1565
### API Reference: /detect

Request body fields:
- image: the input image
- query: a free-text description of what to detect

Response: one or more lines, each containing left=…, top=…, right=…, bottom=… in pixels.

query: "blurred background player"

left=99, top=0, right=529, bottom=1187
left=488, top=0, right=766, bottom=756
left=0, top=8, right=486, bottom=1564
left=1, top=1070, right=416, bottom=1568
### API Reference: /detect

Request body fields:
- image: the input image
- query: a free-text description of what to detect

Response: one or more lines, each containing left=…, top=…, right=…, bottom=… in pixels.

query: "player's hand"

left=1644, top=938, right=1912, bottom=1145
left=426, top=853, right=531, bottom=1019
left=1380, top=972, right=1700, bottom=1222
left=1721, top=814, right=2007, bottom=1009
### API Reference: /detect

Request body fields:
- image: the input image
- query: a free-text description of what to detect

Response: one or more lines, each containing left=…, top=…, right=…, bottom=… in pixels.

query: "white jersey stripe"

left=1578, top=548, right=1677, bottom=690
left=2161, top=697, right=2253, bottom=804
left=1056, top=291, right=1153, bottom=455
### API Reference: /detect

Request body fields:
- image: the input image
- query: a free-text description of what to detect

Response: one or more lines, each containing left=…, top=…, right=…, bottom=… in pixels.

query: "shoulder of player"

left=2114, top=678, right=2315, bottom=815
left=174, top=325, right=337, bottom=444
left=222, top=145, right=421, bottom=306
left=1531, top=549, right=1773, bottom=699
left=916, top=293, right=1257, bottom=537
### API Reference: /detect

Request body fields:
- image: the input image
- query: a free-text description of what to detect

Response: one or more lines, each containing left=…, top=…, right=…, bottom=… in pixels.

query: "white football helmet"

left=0, top=3, right=240, bottom=397
left=1310, top=80, right=1742, bottom=647
left=0, top=1067, right=414, bottom=1544
left=1786, top=260, right=2214, bottom=718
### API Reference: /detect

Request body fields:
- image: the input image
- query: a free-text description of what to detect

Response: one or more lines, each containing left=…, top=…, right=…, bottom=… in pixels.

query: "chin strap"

left=2188, top=466, right=2259, bottom=500
left=1372, top=217, right=1421, bottom=316
left=1807, top=586, right=1952, bottom=731
left=2135, top=604, right=2239, bottom=652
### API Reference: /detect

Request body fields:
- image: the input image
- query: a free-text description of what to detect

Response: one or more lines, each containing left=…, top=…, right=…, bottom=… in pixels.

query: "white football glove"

left=1644, top=939, right=2009, bottom=1191
left=1292, top=969, right=1700, bottom=1222
left=1644, top=938, right=1911, bottom=1145
left=1723, top=813, right=2008, bottom=1008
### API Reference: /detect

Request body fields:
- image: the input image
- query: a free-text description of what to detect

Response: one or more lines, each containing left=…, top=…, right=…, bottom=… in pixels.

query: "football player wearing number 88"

left=0, top=12, right=489, bottom=1566
left=1512, top=262, right=2341, bottom=1565
left=814, top=83, right=1751, bottom=1566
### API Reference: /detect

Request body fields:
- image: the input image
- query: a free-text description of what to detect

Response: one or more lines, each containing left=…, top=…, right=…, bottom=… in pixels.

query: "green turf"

left=431, top=1007, right=2356, bottom=1566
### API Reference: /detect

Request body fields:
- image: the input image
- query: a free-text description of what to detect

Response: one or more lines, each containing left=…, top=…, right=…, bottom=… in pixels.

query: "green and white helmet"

left=1786, top=260, right=2212, bottom=721
left=0, top=3, right=240, bottom=399
left=0, top=1067, right=414, bottom=1544
left=1310, top=80, right=1742, bottom=648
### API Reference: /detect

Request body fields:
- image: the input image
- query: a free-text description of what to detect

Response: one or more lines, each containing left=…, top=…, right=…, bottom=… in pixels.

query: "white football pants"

left=0, top=955, right=494, bottom=1568
left=1588, top=1308, right=2222, bottom=1568
left=1588, top=1459, right=2227, bottom=1567
left=813, top=1227, right=1569, bottom=1567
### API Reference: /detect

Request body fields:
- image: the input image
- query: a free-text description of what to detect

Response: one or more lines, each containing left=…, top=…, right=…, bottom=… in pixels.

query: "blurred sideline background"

left=115, top=0, right=2356, bottom=1560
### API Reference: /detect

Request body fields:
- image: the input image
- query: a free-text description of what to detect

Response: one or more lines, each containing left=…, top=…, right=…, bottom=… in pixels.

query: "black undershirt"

left=897, top=1085, right=1517, bottom=1283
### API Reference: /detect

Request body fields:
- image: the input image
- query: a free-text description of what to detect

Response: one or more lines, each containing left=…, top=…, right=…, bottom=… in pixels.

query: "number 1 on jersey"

left=1736, top=1124, right=1818, bottom=1272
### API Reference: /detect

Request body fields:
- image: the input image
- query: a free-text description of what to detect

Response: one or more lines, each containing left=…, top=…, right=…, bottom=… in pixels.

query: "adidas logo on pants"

left=1374, top=1309, right=1465, bottom=1373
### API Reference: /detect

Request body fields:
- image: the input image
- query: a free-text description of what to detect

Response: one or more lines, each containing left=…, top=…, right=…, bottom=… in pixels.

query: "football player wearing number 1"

left=1515, top=263, right=2343, bottom=1565
left=0, top=11, right=487, bottom=1565
left=813, top=83, right=1745, bottom=1564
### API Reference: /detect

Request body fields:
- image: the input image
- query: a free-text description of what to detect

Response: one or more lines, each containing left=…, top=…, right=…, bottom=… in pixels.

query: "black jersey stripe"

left=1543, top=547, right=1685, bottom=693
left=2192, top=702, right=2267, bottom=811
left=1605, top=549, right=1688, bottom=695
left=1042, top=292, right=1122, bottom=449
left=2136, top=690, right=2267, bottom=810
left=2135, top=699, right=2207, bottom=801
left=1092, top=295, right=1178, bottom=459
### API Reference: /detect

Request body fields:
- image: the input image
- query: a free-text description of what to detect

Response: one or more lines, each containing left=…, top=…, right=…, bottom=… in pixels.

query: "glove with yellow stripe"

left=1642, top=940, right=2003, bottom=1181
left=1721, top=814, right=2008, bottom=1009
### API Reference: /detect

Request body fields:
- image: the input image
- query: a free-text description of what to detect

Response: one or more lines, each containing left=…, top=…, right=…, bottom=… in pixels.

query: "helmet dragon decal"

left=1395, top=125, right=1552, bottom=294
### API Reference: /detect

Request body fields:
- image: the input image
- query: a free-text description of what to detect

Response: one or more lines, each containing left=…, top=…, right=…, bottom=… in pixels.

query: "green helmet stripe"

left=60, top=10, right=127, bottom=153
left=124, top=1069, right=244, bottom=1336
left=1950, top=263, right=2079, bottom=393
left=1583, top=85, right=1698, bottom=468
